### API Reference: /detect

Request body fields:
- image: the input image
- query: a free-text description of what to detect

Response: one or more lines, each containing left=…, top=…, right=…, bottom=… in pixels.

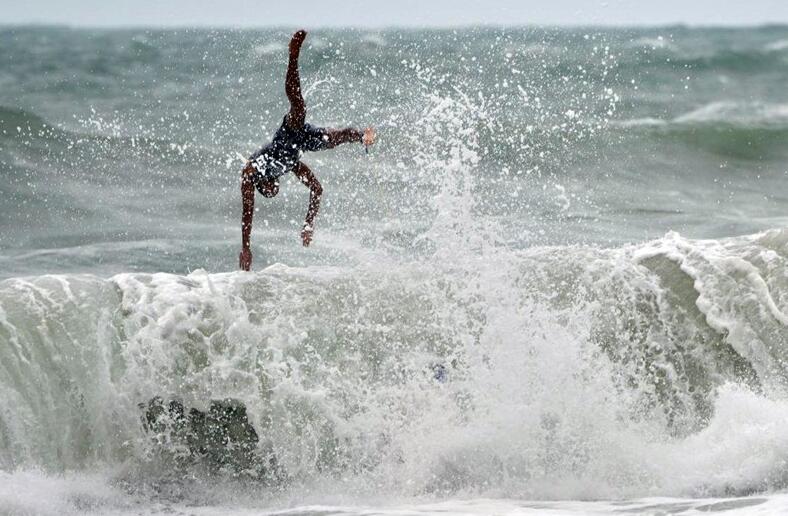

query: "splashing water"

left=1, top=25, right=788, bottom=515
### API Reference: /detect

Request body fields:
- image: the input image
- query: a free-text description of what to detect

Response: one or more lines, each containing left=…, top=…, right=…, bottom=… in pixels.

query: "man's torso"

left=249, top=117, right=328, bottom=182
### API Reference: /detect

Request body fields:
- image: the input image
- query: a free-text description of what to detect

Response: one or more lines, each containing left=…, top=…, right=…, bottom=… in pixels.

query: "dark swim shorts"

left=248, top=117, right=330, bottom=187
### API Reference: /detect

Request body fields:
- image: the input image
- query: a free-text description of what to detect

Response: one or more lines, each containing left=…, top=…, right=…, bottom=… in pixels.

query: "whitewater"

left=1, top=25, right=788, bottom=514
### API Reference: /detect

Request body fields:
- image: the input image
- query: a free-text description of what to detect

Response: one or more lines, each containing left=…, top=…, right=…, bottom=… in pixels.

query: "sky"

left=3, top=0, right=788, bottom=28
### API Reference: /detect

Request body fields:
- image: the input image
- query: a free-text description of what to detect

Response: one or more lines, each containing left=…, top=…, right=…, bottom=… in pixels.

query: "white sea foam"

left=629, top=36, right=677, bottom=52
left=361, top=33, right=388, bottom=46
left=765, top=39, right=788, bottom=52
left=2, top=469, right=788, bottom=515
left=616, top=101, right=788, bottom=129
left=253, top=42, right=285, bottom=56
left=1, top=227, right=786, bottom=503
left=611, top=117, right=666, bottom=128
left=674, top=101, right=788, bottom=126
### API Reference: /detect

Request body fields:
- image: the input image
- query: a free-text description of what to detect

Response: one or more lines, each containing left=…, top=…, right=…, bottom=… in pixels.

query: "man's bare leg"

left=285, top=30, right=307, bottom=129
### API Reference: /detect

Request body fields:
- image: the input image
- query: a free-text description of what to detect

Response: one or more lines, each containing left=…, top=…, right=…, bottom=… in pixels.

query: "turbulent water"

left=1, top=25, right=788, bottom=515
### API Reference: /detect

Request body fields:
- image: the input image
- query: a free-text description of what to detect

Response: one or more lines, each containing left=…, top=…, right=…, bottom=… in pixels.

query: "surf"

left=1, top=227, right=786, bottom=499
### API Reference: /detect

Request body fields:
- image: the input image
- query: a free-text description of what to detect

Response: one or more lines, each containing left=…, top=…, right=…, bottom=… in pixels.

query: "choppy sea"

left=1, top=25, right=788, bottom=515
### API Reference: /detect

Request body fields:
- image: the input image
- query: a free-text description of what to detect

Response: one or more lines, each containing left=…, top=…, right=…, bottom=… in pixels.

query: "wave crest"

left=1, top=229, right=786, bottom=497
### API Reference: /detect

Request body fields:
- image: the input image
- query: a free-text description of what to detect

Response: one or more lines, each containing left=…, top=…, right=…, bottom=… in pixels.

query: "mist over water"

left=1, top=25, right=788, bottom=515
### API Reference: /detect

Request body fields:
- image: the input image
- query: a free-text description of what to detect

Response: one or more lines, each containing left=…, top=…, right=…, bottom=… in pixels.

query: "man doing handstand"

left=239, top=30, right=375, bottom=271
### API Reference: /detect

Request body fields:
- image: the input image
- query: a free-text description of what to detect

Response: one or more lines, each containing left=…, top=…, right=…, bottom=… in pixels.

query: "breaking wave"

left=1, top=228, right=787, bottom=499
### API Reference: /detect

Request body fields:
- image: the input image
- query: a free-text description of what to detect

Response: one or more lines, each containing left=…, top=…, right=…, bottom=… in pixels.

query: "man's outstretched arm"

left=324, top=127, right=376, bottom=148
left=239, top=164, right=255, bottom=270
left=285, top=30, right=307, bottom=129
left=292, top=162, right=322, bottom=247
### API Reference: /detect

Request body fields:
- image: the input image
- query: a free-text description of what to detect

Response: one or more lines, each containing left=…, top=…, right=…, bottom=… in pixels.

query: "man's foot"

left=290, top=30, right=307, bottom=53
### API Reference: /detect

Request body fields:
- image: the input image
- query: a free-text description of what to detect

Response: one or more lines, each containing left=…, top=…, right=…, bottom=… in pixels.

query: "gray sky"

left=4, top=0, right=788, bottom=27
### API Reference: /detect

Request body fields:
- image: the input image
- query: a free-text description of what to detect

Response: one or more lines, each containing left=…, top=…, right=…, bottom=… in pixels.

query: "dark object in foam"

left=141, top=397, right=283, bottom=481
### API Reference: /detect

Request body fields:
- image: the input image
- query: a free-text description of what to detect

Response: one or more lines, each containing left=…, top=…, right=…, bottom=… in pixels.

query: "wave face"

left=1, top=228, right=787, bottom=499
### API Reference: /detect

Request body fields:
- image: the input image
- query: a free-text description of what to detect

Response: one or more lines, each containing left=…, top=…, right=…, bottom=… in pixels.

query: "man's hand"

left=290, top=30, right=307, bottom=53
left=362, top=127, right=376, bottom=147
left=301, top=224, right=314, bottom=247
left=239, top=248, right=252, bottom=271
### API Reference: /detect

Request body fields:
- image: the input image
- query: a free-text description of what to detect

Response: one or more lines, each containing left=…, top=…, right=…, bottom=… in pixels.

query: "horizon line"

left=3, top=21, right=788, bottom=31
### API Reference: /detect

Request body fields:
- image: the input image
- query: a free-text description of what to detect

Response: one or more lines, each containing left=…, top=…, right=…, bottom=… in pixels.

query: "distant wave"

left=360, top=33, right=388, bottom=46
left=613, top=116, right=667, bottom=128
left=627, top=36, right=678, bottom=52
left=0, top=105, right=217, bottom=168
left=672, top=48, right=785, bottom=72
left=0, top=106, right=50, bottom=133
left=765, top=39, right=788, bottom=52
left=616, top=101, right=788, bottom=128
left=613, top=101, right=788, bottom=159
left=615, top=43, right=788, bottom=73
left=252, top=42, right=285, bottom=56
left=674, top=101, right=788, bottom=126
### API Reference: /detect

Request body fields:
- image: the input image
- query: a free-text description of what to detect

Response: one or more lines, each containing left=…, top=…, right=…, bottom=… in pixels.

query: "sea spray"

left=1, top=25, right=788, bottom=512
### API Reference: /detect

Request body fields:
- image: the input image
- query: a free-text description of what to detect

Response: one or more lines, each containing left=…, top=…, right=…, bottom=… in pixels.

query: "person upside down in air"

left=239, top=30, right=376, bottom=271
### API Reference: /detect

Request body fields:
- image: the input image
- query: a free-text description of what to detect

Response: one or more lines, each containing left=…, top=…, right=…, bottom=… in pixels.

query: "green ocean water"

left=1, top=26, right=786, bottom=277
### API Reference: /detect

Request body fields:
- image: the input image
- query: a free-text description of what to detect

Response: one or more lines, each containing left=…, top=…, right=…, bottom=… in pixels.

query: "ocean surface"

left=1, top=25, right=787, bottom=515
